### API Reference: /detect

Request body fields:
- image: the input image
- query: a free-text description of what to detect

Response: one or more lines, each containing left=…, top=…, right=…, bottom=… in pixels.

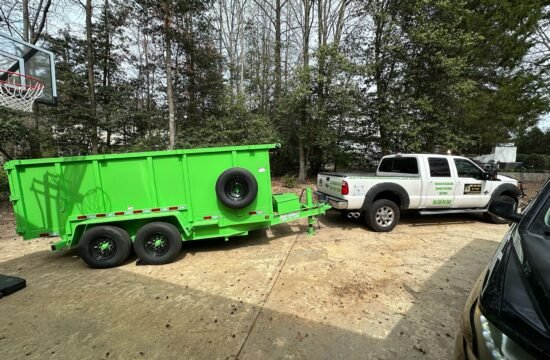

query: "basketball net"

left=0, top=70, right=44, bottom=112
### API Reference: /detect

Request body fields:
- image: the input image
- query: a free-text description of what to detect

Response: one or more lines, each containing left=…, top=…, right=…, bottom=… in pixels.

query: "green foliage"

left=0, top=113, right=32, bottom=159
left=177, top=94, right=278, bottom=148
left=0, top=167, right=8, bottom=192
left=282, top=175, right=298, bottom=188
left=517, top=153, right=550, bottom=170
left=516, top=127, right=550, bottom=155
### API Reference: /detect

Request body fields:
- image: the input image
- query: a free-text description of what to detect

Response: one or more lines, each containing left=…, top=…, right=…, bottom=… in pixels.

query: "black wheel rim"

left=144, top=233, right=170, bottom=257
left=225, top=176, right=249, bottom=200
left=90, top=236, right=117, bottom=261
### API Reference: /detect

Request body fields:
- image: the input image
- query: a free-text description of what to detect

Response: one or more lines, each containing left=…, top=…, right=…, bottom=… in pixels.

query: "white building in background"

left=474, top=143, right=517, bottom=164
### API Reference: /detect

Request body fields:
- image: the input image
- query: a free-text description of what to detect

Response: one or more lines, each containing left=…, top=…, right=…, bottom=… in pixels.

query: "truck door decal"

left=434, top=182, right=454, bottom=196
left=464, top=184, right=481, bottom=194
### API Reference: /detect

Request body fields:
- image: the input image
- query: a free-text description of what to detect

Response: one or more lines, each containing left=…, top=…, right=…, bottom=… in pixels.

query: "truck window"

left=454, top=159, right=483, bottom=179
left=378, top=157, right=418, bottom=174
left=428, top=158, right=451, bottom=177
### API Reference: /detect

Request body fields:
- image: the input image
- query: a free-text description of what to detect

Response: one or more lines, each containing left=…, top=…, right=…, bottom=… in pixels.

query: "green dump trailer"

left=4, top=144, right=330, bottom=268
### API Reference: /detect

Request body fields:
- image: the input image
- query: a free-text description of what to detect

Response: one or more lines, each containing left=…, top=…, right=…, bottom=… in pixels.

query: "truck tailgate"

left=317, top=173, right=345, bottom=198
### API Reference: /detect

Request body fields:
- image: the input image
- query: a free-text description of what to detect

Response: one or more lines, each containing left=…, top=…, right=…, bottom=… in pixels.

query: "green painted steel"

left=4, top=143, right=330, bottom=251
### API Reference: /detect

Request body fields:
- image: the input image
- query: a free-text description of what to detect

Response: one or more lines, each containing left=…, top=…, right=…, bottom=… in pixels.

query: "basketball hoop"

left=0, top=70, right=45, bottom=112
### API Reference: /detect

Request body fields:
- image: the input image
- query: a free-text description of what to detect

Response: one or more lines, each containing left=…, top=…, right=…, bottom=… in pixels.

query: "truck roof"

left=382, top=154, right=469, bottom=159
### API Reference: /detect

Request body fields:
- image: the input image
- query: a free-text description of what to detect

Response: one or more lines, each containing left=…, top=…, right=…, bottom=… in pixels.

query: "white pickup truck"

left=315, top=154, right=523, bottom=232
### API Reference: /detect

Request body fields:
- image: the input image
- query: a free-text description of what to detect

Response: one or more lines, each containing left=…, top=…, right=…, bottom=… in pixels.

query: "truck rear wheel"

left=134, top=222, right=183, bottom=265
left=365, top=199, right=400, bottom=232
left=484, top=195, right=517, bottom=224
left=78, top=225, right=132, bottom=268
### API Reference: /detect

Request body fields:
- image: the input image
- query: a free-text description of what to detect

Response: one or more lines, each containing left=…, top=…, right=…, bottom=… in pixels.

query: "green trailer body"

left=4, top=143, right=330, bottom=267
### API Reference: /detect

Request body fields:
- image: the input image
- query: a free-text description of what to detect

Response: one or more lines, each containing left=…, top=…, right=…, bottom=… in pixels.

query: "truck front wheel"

left=134, top=222, right=183, bottom=265
left=78, top=226, right=132, bottom=268
left=365, top=199, right=400, bottom=232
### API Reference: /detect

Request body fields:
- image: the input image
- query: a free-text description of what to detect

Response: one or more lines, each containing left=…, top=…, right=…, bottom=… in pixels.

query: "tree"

left=84, top=0, right=99, bottom=154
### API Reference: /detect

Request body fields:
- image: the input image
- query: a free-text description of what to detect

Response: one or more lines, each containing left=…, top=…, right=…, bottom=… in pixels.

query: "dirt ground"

left=0, top=180, right=545, bottom=360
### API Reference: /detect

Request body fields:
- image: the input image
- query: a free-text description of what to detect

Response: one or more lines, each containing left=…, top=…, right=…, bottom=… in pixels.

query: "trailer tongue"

left=4, top=143, right=330, bottom=268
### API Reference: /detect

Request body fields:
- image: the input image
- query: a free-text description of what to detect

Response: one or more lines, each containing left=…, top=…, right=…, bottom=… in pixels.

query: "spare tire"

left=216, top=167, right=258, bottom=209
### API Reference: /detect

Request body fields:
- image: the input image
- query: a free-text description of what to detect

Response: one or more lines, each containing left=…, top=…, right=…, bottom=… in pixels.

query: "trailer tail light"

left=39, top=232, right=59, bottom=238
left=341, top=181, right=349, bottom=195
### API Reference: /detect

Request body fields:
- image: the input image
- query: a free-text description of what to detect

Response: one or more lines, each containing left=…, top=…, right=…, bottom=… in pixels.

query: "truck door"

left=451, top=158, right=492, bottom=208
left=423, top=157, right=455, bottom=208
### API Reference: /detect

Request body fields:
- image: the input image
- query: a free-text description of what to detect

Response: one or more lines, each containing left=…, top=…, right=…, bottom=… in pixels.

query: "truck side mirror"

left=488, top=200, right=523, bottom=223
left=481, top=172, right=491, bottom=180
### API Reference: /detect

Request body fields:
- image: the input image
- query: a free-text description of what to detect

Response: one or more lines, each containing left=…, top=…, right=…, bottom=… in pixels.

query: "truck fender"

left=361, top=183, right=410, bottom=211
left=491, top=183, right=521, bottom=202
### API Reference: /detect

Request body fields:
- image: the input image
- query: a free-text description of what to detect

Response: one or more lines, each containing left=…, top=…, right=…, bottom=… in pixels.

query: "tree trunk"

left=86, top=0, right=99, bottom=154
left=163, top=3, right=176, bottom=149
left=298, top=0, right=312, bottom=182
left=22, top=0, right=30, bottom=41
left=298, top=139, right=308, bottom=182
left=274, top=0, right=282, bottom=101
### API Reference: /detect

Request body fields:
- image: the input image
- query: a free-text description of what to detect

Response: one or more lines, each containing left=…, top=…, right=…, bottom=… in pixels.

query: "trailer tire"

left=365, top=199, right=400, bottom=232
left=78, top=225, right=132, bottom=268
left=134, top=222, right=183, bottom=265
left=216, top=167, right=258, bottom=209
left=484, top=195, right=517, bottom=224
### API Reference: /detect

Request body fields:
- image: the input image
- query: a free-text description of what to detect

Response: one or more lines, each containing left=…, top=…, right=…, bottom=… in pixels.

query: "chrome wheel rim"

left=375, top=206, right=394, bottom=227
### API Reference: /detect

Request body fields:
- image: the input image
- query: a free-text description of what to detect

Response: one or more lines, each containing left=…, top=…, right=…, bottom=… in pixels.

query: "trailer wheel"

left=216, top=167, right=258, bottom=209
left=134, top=222, right=183, bottom=265
left=365, top=199, right=400, bottom=232
left=78, top=225, right=132, bottom=268
left=484, top=195, right=517, bottom=224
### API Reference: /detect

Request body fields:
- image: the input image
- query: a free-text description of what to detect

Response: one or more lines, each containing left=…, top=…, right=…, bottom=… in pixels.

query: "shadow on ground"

left=0, top=227, right=497, bottom=360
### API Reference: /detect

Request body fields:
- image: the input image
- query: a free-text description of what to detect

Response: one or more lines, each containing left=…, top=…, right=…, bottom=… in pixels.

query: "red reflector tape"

left=152, top=208, right=161, bottom=212
left=133, top=210, right=143, bottom=214
left=115, top=211, right=125, bottom=216
left=39, top=233, right=49, bottom=237
left=168, top=206, right=178, bottom=210
left=77, top=215, right=86, bottom=220
left=203, top=216, right=212, bottom=220
left=249, top=211, right=256, bottom=215
left=96, top=213, right=106, bottom=218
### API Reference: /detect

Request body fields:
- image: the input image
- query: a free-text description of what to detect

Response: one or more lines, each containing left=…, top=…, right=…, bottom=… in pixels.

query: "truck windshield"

left=379, top=157, right=418, bottom=174
left=454, top=159, right=483, bottom=179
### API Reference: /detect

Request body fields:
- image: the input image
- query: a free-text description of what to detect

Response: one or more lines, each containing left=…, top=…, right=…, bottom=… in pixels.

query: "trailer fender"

left=361, top=183, right=410, bottom=211
left=66, top=213, right=191, bottom=249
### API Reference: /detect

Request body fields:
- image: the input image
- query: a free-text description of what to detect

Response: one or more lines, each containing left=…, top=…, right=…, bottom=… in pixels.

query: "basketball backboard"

left=0, top=32, right=57, bottom=106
